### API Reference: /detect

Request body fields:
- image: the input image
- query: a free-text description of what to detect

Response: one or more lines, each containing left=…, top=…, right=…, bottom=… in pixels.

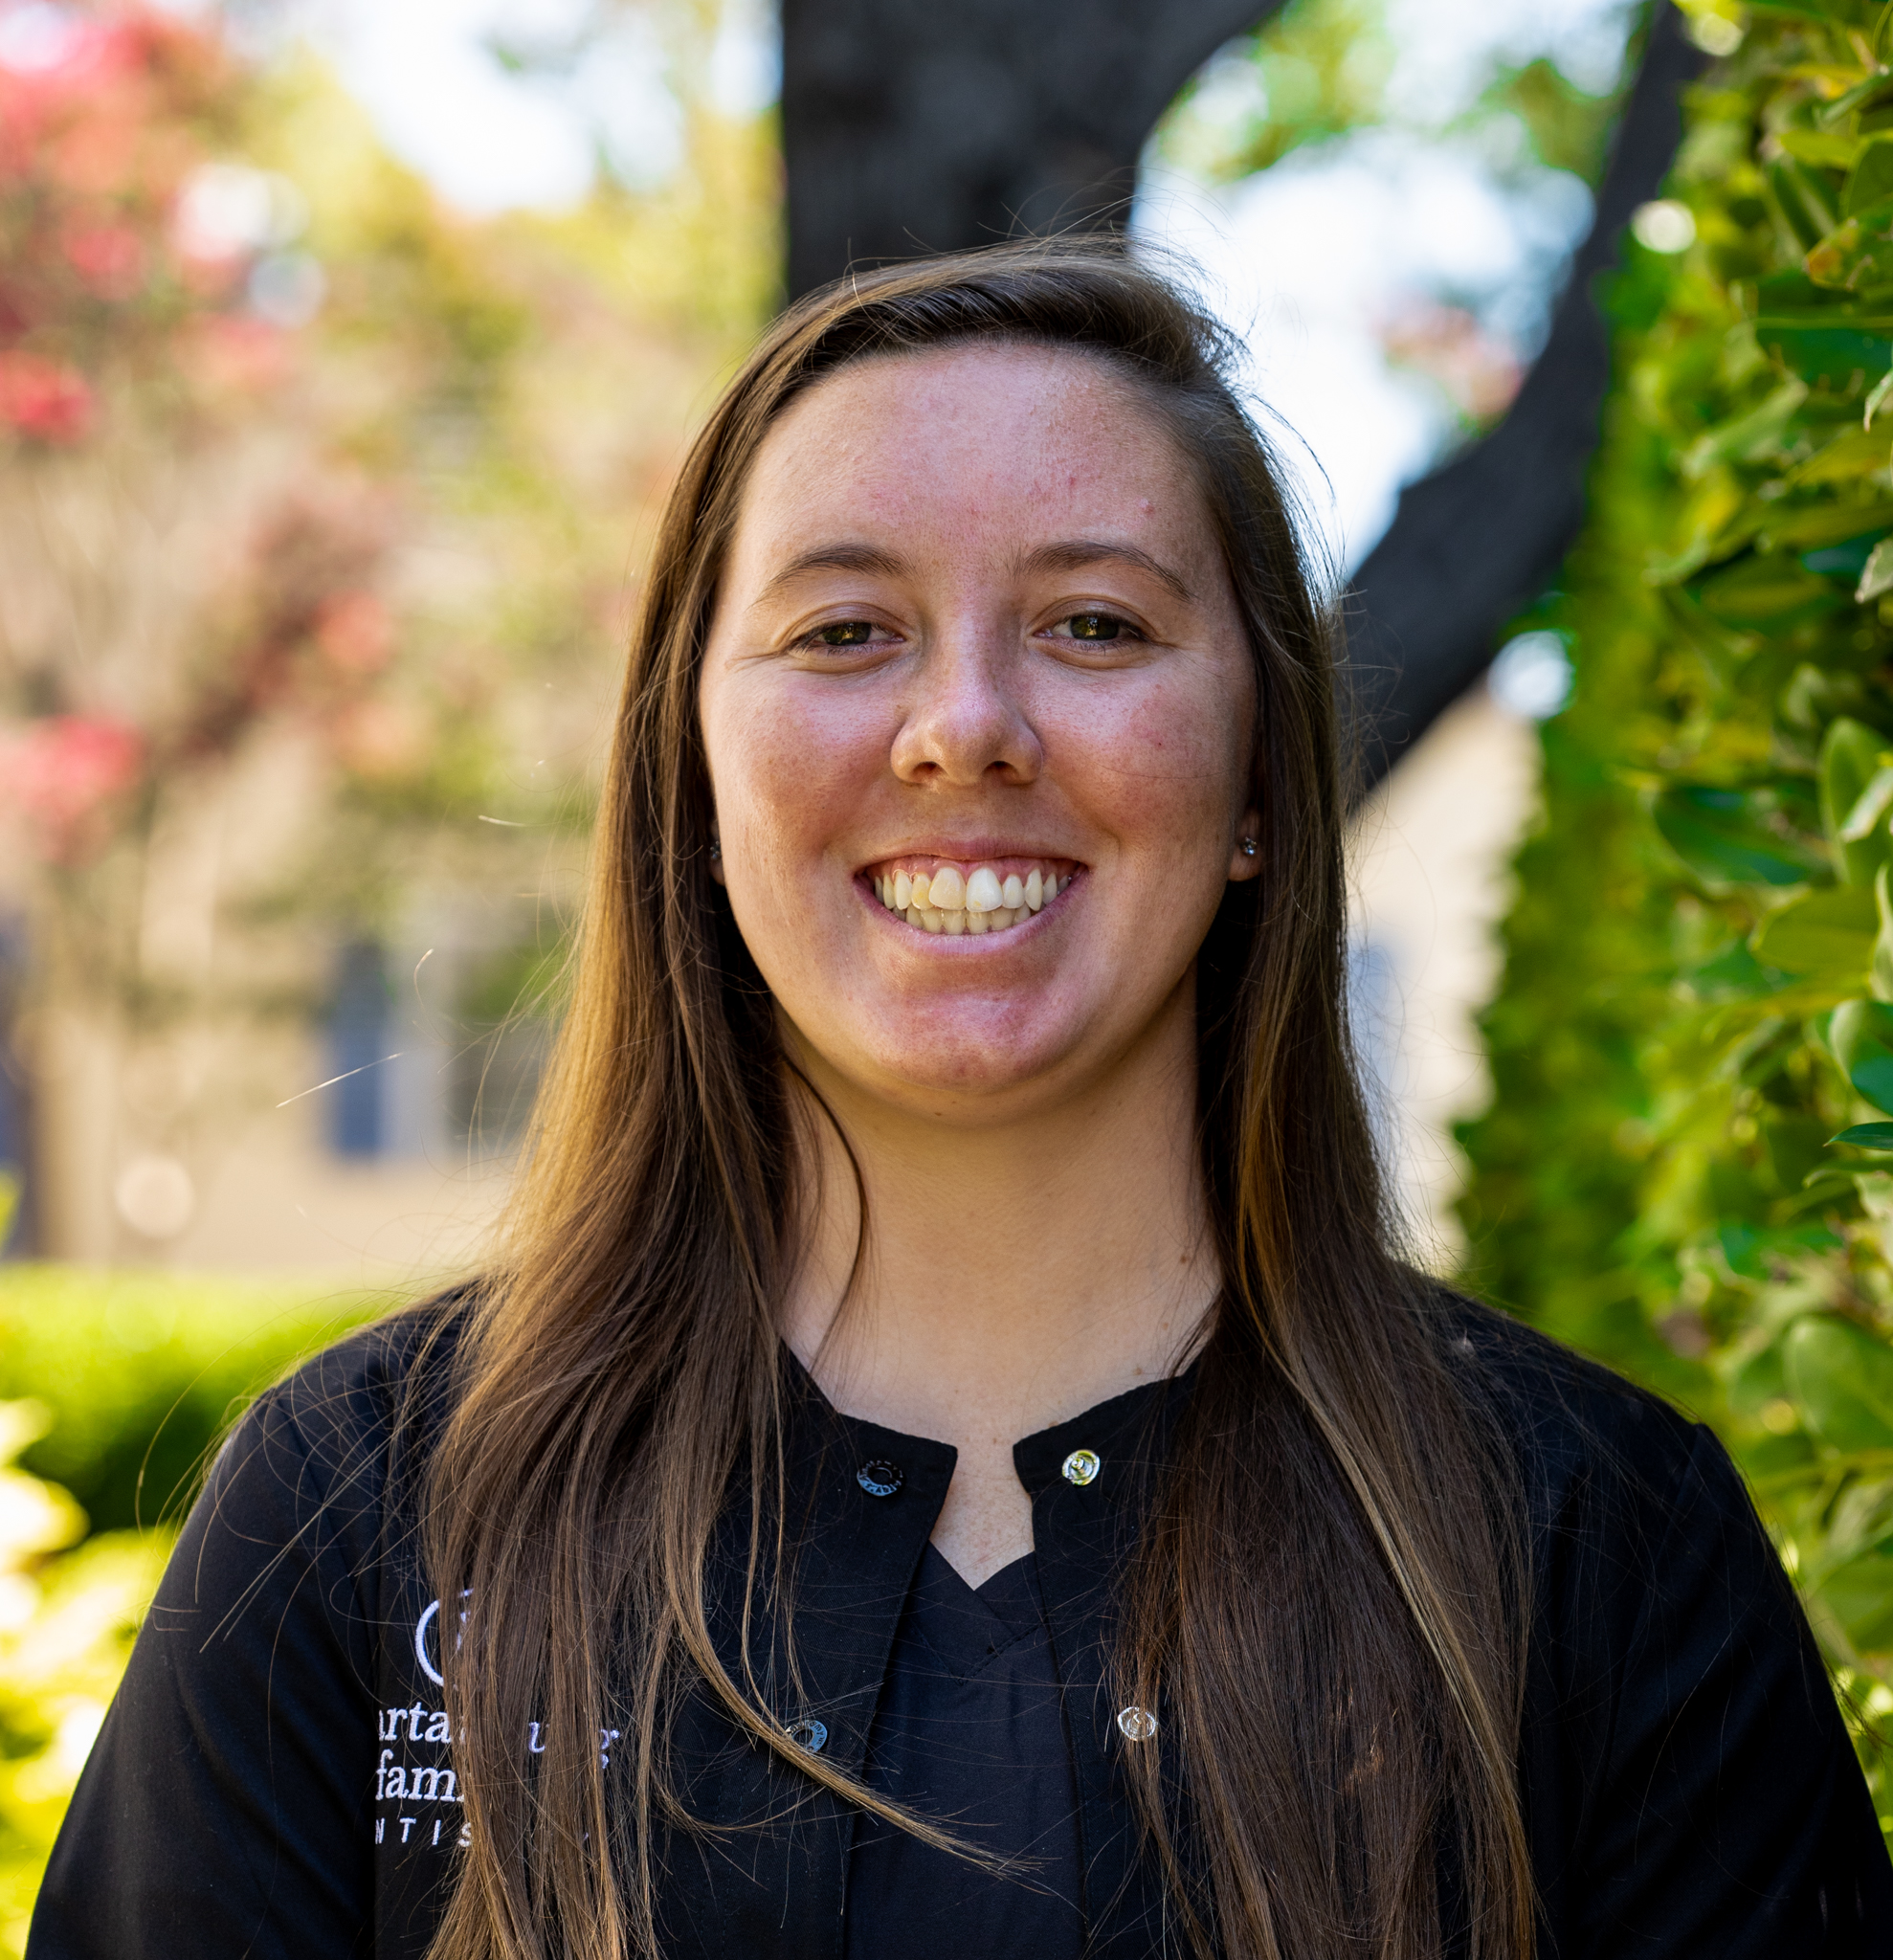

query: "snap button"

left=787, top=1717, right=828, bottom=1754
left=1060, top=1448, right=1101, bottom=1486
left=856, top=1459, right=902, bottom=1498
left=1117, top=1705, right=1158, bottom=1742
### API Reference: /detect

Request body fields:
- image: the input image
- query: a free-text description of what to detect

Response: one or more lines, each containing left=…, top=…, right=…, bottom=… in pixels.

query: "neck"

left=779, top=980, right=1215, bottom=1581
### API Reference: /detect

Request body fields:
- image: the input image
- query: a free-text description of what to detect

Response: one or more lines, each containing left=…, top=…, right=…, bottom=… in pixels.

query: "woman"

left=30, top=242, right=1892, bottom=1960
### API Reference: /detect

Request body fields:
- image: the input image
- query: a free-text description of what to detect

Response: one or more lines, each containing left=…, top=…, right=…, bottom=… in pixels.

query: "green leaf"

left=1828, top=1122, right=1893, bottom=1146
left=1754, top=278, right=1893, bottom=387
left=1841, top=111, right=1893, bottom=167
left=1819, top=717, right=1893, bottom=882
left=1693, top=553, right=1845, bottom=628
left=1814, top=1546, right=1893, bottom=1654
left=1762, top=501, right=1893, bottom=550
left=1784, top=1316, right=1893, bottom=1451
left=1781, top=128, right=1861, bottom=172
left=1657, top=785, right=1830, bottom=887
left=1806, top=193, right=1893, bottom=291
left=1876, top=859, right=1893, bottom=1000
left=1839, top=761, right=1893, bottom=837
left=1771, top=157, right=1842, bottom=252
left=1831, top=998, right=1893, bottom=1108
left=1750, top=0, right=1875, bottom=20
left=1683, top=937, right=1787, bottom=1001
left=1719, top=1219, right=1844, bottom=1278
left=1754, top=883, right=1878, bottom=974
left=1783, top=661, right=1871, bottom=731
left=1681, top=381, right=1809, bottom=476
left=1859, top=535, right=1893, bottom=598
left=1828, top=80, right=1893, bottom=141
left=1762, top=326, right=1893, bottom=390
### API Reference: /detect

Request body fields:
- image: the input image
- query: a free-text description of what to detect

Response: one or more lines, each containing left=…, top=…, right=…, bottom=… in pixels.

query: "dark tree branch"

left=1343, top=5, right=1705, bottom=791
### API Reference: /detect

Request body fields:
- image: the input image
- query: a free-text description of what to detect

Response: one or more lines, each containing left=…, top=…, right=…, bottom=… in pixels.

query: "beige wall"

left=1347, top=684, right=1542, bottom=1268
left=25, top=1006, right=509, bottom=1287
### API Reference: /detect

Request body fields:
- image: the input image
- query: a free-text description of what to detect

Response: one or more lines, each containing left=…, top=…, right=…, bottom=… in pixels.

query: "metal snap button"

left=1060, top=1448, right=1101, bottom=1486
left=1117, top=1705, right=1158, bottom=1742
left=787, top=1717, right=828, bottom=1754
left=856, top=1459, right=902, bottom=1498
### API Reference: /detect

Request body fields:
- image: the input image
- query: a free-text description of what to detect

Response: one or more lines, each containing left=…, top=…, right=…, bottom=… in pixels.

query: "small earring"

left=1240, top=836, right=1257, bottom=858
left=709, top=837, right=722, bottom=860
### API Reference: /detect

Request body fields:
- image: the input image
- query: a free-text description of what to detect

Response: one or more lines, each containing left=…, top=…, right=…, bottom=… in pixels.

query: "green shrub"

left=0, top=1268, right=391, bottom=1535
left=1458, top=0, right=1893, bottom=1842
left=0, top=1401, right=170, bottom=1959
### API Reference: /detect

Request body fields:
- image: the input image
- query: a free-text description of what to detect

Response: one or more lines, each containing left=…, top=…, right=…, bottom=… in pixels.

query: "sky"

left=311, top=0, right=778, bottom=212
left=294, top=0, right=1636, bottom=573
left=1135, top=0, right=1638, bottom=568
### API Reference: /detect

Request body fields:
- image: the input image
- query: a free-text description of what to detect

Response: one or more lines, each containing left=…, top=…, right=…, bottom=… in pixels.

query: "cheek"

left=707, top=681, right=889, bottom=861
left=1054, top=677, right=1249, bottom=856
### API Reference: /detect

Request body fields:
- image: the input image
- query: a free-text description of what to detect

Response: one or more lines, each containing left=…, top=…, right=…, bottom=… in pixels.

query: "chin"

left=854, top=1011, right=1089, bottom=1107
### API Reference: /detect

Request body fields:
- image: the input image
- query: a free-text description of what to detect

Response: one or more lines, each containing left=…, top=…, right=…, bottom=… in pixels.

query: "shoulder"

left=1428, top=1289, right=1759, bottom=1570
left=1436, top=1290, right=1707, bottom=1480
left=1430, top=1300, right=1893, bottom=1942
left=207, top=1283, right=477, bottom=1525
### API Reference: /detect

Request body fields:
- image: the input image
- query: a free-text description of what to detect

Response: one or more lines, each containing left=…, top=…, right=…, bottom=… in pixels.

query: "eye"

left=1061, top=612, right=1135, bottom=641
left=815, top=620, right=877, bottom=646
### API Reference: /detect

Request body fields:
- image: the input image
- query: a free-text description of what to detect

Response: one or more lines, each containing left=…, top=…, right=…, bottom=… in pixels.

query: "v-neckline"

left=904, top=1544, right=1045, bottom=1679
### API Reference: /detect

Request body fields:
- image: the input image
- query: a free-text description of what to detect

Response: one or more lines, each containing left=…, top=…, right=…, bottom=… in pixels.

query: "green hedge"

left=0, top=1268, right=391, bottom=1536
left=1458, top=0, right=1893, bottom=1841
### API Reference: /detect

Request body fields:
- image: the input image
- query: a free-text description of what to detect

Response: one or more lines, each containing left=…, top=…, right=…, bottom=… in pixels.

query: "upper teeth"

left=870, top=862, right=1070, bottom=936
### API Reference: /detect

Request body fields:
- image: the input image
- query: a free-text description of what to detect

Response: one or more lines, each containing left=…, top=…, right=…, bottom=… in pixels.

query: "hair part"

left=418, top=235, right=1533, bottom=1960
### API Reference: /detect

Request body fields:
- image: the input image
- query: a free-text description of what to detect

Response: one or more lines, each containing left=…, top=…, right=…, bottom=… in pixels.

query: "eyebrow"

left=1016, top=539, right=1193, bottom=603
left=750, top=536, right=1194, bottom=607
left=754, top=543, right=909, bottom=605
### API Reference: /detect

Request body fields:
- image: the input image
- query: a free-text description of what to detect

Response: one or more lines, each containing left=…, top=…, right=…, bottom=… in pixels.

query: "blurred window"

left=328, top=940, right=390, bottom=1159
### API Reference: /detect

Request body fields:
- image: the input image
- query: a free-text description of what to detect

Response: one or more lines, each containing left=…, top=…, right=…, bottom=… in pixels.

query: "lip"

left=851, top=841, right=1083, bottom=879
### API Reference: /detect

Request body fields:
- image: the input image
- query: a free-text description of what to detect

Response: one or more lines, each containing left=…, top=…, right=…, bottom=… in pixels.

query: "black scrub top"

left=845, top=1546, right=1083, bottom=1960
left=25, top=1289, right=1893, bottom=1958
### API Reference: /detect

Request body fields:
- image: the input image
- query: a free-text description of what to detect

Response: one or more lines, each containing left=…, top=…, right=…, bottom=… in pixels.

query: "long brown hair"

left=420, top=239, right=1533, bottom=1960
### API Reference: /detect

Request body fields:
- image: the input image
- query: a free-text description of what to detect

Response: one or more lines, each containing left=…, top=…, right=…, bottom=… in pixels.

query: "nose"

left=889, top=626, right=1041, bottom=788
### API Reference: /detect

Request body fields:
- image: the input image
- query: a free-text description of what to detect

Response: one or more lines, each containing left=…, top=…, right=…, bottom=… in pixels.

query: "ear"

left=1227, top=809, right=1261, bottom=882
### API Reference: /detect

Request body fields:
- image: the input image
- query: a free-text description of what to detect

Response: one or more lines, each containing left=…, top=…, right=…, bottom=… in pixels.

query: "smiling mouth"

left=866, top=858, right=1075, bottom=936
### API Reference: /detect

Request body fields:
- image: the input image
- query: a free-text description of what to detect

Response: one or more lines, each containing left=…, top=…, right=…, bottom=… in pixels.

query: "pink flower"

left=64, top=222, right=145, bottom=301
left=1, top=715, right=145, bottom=860
left=331, top=698, right=425, bottom=778
left=0, top=350, right=94, bottom=442
left=186, top=314, right=291, bottom=396
left=313, top=590, right=392, bottom=675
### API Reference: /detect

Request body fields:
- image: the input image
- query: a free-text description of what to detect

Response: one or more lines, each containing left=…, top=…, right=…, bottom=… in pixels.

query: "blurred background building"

left=0, top=0, right=1661, bottom=1286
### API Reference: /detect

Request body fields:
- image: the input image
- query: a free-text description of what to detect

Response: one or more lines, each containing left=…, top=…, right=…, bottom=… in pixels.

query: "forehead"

left=730, top=344, right=1208, bottom=567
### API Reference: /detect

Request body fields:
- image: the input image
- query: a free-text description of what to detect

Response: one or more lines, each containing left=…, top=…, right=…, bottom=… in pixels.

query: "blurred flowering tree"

left=0, top=7, right=380, bottom=882
left=0, top=0, right=776, bottom=1255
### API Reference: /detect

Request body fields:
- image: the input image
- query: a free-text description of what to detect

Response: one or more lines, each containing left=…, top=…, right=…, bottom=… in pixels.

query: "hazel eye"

left=1064, top=612, right=1130, bottom=641
left=817, top=621, right=877, bottom=646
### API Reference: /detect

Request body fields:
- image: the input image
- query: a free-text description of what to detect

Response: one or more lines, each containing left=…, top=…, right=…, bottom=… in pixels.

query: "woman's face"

left=698, top=344, right=1261, bottom=1121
